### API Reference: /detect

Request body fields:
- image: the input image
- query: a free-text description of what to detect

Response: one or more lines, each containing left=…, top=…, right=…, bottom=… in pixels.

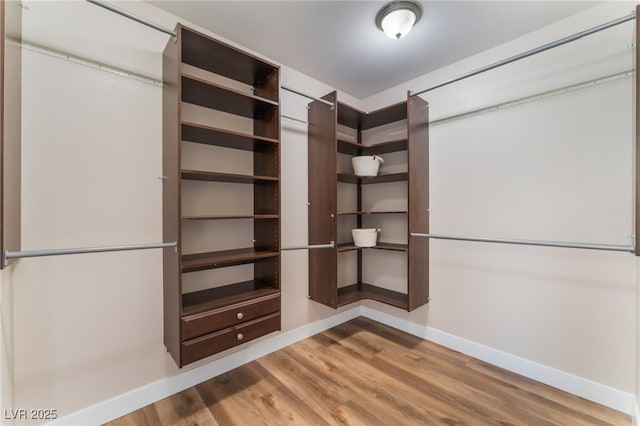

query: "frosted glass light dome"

left=376, top=1, right=422, bottom=40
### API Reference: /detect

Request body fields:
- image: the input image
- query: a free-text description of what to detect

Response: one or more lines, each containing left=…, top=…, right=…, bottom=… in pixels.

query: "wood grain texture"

left=107, top=317, right=631, bottom=426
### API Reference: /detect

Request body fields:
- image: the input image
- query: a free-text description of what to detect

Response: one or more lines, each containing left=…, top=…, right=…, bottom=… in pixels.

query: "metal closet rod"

left=411, top=233, right=635, bottom=253
left=4, top=241, right=177, bottom=264
left=282, top=241, right=335, bottom=251
left=410, top=11, right=636, bottom=97
left=85, top=0, right=177, bottom=38
left=281, top=85, right=335, bottom=109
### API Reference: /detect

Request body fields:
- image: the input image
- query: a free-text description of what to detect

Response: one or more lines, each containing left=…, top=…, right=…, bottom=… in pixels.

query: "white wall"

left=362, top=0, right=637, bottom=398
left=11, top=0, right=638, bottom=423
left=1, top=266, right=15, bottom=425
left=15, top=0, right=362, bottom=421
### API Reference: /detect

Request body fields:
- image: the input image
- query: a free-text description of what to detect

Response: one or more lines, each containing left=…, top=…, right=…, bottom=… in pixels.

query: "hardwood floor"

left=106, top=317, right=632, bottom=426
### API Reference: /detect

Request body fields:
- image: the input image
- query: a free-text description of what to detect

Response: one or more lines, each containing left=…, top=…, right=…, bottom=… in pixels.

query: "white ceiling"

left=150, top=1, right=602, bottom=99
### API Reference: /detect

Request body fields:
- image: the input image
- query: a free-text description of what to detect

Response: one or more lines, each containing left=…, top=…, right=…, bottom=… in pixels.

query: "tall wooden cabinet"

left=308, top=91, right=429, bottom=311
left=163, top=25, right=281, bottom=367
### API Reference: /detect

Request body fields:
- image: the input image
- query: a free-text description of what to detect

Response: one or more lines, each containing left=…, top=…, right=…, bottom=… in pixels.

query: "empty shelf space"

left=181, top=169, right=279, bottom=183
left=337, top=138, right=407, bottom=156
left=182, top=280, right=280, bottom=317
left=182, top=248, right=280, bottom=272
left=337, top=172, right=408, bottom=184
left=337, top=283, right=407, bottom=309
left=181, top=122, right=279, bottom=151
left=181, top=73, right=278, bottom=119
left=181, top=214, right=279, bottom=220
left=180, top=26, right=279, bottom=101
left=338, top=211, right=407, bottom=216
left=337, top=242, right=408, bottom=252
left=337, top=101, right=407, bottom=130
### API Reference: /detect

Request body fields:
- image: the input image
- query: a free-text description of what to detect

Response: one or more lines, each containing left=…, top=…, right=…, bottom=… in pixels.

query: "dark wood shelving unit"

left=337, top=211, right=407, bottom=216
left=308, top=91, right=429, bottom=311
left=181, top=122, right=279, bottom=151
left=182, top=248, right=280, bottom=273
left=337, top=172, right=408, bottom=185
left=181, top=214, right=279, bottom=220
left=163, top=24, right=281, bottom=367
left=337, top=283, right=408, bottom=309
left=181, top=73, right=278, bottom=120
left=336, top=242, right=408, bottom=252
left=337, top=138, right=407, bottom=156
left=181, top=170, right=278, bottom=183
left=182, top=280, right=280, bottom=317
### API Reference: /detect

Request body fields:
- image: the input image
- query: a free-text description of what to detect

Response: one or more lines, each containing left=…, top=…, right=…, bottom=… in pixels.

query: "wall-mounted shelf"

left=308, top=91, right=429, bottom=311
left=337, top=138, right=407, bottom=156
left=181, top=122, right=279, bottom=151
left=337, top=172, right=408, bottom=185
left=181, top=170, right=278, bottom=184
left=163, top=24, right=281, bottom=367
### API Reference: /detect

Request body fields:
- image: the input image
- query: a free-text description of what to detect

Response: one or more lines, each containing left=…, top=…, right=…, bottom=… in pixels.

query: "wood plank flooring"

left=106, top=317, right=631, bottom=426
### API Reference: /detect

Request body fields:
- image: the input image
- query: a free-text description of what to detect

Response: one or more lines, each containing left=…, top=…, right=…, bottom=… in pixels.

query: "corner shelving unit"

left=163, top=24, right=281, bottom=367
left=308, top=91, right=429, bottom=311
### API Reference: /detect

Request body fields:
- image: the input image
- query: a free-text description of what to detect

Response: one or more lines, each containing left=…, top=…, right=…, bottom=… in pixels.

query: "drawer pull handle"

left=236, top=312, right=244, bottom=320
left=236, top=333, right=244, bottom=341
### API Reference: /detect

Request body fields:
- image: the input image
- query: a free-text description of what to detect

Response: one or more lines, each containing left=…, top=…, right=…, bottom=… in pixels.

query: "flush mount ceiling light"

left=375, top=1, right=422, bottom=40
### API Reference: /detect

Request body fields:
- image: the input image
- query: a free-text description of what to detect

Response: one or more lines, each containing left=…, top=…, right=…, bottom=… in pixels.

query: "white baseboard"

left=360, top=306, right=634, bottom=416
left=51, top=304, right=634, bottom=424
left=633, top=397, right=639, bottom=426
left=49, top=306, right=362, bottom=426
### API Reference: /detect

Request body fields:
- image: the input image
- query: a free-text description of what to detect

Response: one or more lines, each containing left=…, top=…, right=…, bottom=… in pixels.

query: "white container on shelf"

left=352, top=155, right=384, bottom=176
left=352, top=228, right=380, bottom=247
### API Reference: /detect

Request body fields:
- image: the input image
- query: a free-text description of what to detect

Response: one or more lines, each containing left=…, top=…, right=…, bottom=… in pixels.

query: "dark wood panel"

left=180, top=312, right=281, bottom=366
left=337, top=242, right=408, bottom=252
left=182, top=280, right=280, bottom=316
left=338, top=211, right=407, bottom=216
left=162, top=24, right=181, bottom=362
left=337, top=172, right=408, bottom=185
left=337, top=101, right=407, bottom=130
left=182, top=291, right=280, bottom=340
left=181, top=248, right=279, bottom=273
left=407, top=93, right=430, bottom=310
left=337, top=138, right=407, bottom=156
left=180, top=25, right=279, bottom=102
left=254, top=216, right=279, bottom=251
left=308, top=91, right=338, bottom=308
left=181, top=214, right=279, bottom=220
left=181, top=122, right=278, bottom=151
left=337, top=283, right=408, bottom=309
left=181, top=169, right=278, bottom=183
left=109, top=317, right=631, bottom=426
left=181, top=74, right=278, bottom=119
left=1, top=0, right=21, bottom=266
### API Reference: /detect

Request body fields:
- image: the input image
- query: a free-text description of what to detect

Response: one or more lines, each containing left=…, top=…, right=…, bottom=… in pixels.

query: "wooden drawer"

left=181, top=293, right=280, bottom=341
left=181, top=312, right=280, bottom=365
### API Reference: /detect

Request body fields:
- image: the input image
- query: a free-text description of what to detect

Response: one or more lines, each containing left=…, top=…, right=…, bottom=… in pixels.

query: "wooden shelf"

left=181, top=73, right=278, bottom=119
left=337, top=283, right=408, bottom=309
left=337, top=242, right=408, bottom=252
left=182, top=122, right=279, bottom=151
left=337, top=101, right=407, bottom=130
left=337, top=138, right=407, bottom=156
left=337, top=172, right=408, bottom=184
left=337, top=211, right=407, bottom=216
left=181, top=169, right=278, bottom=183
left=180, top=26, right=279, bottom=102
left=182, top=248, right=279, bottom=273
left=182, top=280, right=280, bottom=317
left=181, top=215, right=279, bottom=220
